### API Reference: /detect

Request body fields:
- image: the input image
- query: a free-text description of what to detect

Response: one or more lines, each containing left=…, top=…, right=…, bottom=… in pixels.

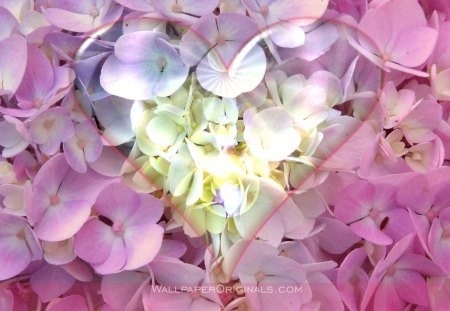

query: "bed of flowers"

left=1, top=0, right=450, bottom=310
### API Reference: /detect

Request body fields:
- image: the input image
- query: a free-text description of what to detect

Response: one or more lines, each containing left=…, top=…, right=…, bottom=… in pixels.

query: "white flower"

left=244, top=107, right=301, bottom=161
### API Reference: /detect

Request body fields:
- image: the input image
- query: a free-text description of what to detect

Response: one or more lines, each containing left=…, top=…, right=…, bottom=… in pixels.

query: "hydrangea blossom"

left=0, top=0, right=450, bottom=310
left=100, top=31, right=189, bottom=100
left=74, top=183, right=164, bottom=274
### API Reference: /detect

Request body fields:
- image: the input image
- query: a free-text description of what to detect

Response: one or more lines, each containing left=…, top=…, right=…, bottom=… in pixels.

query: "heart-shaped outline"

left=65, top=11, right=389, bottom=298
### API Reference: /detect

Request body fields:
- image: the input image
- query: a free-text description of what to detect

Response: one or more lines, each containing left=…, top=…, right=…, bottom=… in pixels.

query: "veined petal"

left=197, top=43, right=266, bottom=98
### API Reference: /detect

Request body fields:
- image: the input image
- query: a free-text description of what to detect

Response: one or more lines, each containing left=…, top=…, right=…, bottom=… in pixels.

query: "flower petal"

left=74, top=218, right=115, bottom=265
left=0, top=35, right=27, bottom=97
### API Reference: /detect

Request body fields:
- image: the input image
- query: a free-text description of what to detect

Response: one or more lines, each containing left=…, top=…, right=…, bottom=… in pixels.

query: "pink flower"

left=337, top=248, right=369, bottom=311
left=30, top=153, right=115, bottom=241
left=0, top=21, right=27, bottom=98
left=44, top=0, right=123, bottom=32
left=396, top=170, right=450, bottom=255
left=0, top=120, right=29, bottom=158
left=427, top=276, right=450, bottom=311
left=348, top=0, right=438, bottom=77
left=179, top=13, right=266, bottom=97
left=100, top=31, right=188, bottom=100
left=359, top=131, right=411, bottom=178
left=27, top=107, right=75, bottom=156
left=242, top=0, right=329, bottom=48
left=152, top=0, right=219, bottom=25
left=361, top=234, right=442, bottom=310
left=380, top=82, right=416, bottom=129
left=74, top=183, right=164, bottom=274
left=114, top=0, right=154, bottom=12
left=63, top=121, right=103, bottom=173
left=222, top=240, right=313, bottom=311
left=429, top=206, right=450, bottom=274
left=397, top=98, right=442, bottom=145
left=0, top=212, right=42, bottom=281
left=0, top=44, right=75, bottom=118
left=335, top=180, right=414, bottom=245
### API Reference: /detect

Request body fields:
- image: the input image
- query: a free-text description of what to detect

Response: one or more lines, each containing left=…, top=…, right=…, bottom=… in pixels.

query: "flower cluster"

left=1, top=0, right=450, bottom=310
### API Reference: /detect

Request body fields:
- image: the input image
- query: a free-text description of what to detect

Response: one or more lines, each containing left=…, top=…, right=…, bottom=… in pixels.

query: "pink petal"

left=396, top=174, right=432, bottom=214
left=0, top=6, right=17, bottom=41
left=261, top=255, right=306, bottom=284
left=63, top=137, right=87, bottom=173
left=149, top=257, right=205, bottom=287
left=429, top=218, right=450, bottom=273
left=129, top=194, right=164, bottom=225
left=143, top=291, right=192, bottom=311
left=89, top=146, right=127, bottom=177
left=334, top=181, right=374, bottom=224
left=179, top=14, right=219, bottom=67
left=157, top=240, right=187, bottom=259
left=34, top=199, right=92, bottom=241
left=381, top=208, right=414, bottom=243
left=94, top=183, right=140, bottom=222
left=0, top=213, right=39, bottom=280
left=153, top=0, right=218, bottom=24
left=373, top=277, right=405, bottom=311
left=396, top=253, right=442, bottom=276
left=407, top=210, right=431, bottom=255
left=60, top=259, right=94, bottom=282
left=0, top=35, right=27, bottom=97
left=316, top=116, right=377, bottom=170
left=74, top=218, right=115, bottom=265
left=221, top=240, right=278, bottom=280
left=46, top=295, right=89, bottom=311
left=123, top=223, right=164, bottom=270
left=30, top=264, right=75, bottom=303
left=394, top=270, right=429, bottom=307
left=270, top=20, right=305, bottom=48
left=380, top=234, right=415, bottom=269
left=317, top=217, right=361, bottom=254
left=0, top=289, right=13, bottom=311
left=382, top=0, right=427, bottom=36
left=0, top=236, right=31, bottom=280
left=191, top=298, right=221, bottom=311
left=44, top=9, right=94, bottom=32
left=391, top=27, right=438, bottom=67
left=350, top=217, right=393, bottom=245
left=100, top=55, right=160, bottom=100
left=337, top=249, right=368, bottom=311
left=258, top=276, right=303, bottom=310
left=283, top=22, right=339, bottom=61
left=279, top=198, right=314, bottom=240
left=358, top=8, right=392, bottom=54
left=115, top=0, right=154, bottom=12
left=271, top=0, right=329, bottom=22
left=114, top=31, right=170, bottom=63
left=307, top=271, right=344, bottom=311
left=217, top=13, right=258, bottom=43
left=101, top=271, right=148, bottom=310
left=428, top=276, right=450, bottom=311
left=15, top=44, right=54, bottom=104
left=92, top=237, right=127, bottom=274
left=63, top=121, right=102, bottom=173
